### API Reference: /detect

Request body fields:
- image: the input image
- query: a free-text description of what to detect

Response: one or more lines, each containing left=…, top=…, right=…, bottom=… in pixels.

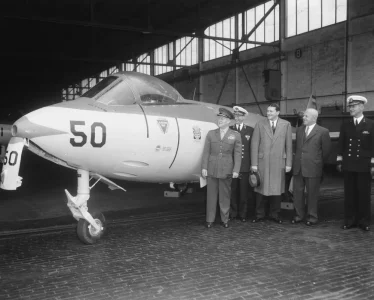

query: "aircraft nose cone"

left=12, top=116, right=66, bottom=139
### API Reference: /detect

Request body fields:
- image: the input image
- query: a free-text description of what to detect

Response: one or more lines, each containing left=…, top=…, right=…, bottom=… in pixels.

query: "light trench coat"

left=250, top=118, right=292, bottom=196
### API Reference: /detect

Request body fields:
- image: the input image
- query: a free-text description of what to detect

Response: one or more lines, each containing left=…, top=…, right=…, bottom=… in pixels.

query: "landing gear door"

left=1, top=137, right=26, bottom=190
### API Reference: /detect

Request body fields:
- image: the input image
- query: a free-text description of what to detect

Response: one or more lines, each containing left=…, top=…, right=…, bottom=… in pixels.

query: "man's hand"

left=232, top=172, right=239, bottom=178
left=371, top=167, right=374, bottom=178
left=286, top=166, right=291, bottom=173
left=202, top=169, right=207, bottom=178
left=336, top=164, right=342, bottom=173
left=251, top=166, right=258, bottom=172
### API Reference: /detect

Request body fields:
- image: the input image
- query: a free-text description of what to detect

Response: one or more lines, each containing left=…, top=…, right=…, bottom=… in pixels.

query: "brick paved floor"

left=1, top=208, right=374, bottom=300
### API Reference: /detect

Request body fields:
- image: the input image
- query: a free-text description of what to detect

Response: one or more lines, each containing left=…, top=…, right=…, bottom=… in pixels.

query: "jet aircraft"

left=0, top=72, right=264, bottom=244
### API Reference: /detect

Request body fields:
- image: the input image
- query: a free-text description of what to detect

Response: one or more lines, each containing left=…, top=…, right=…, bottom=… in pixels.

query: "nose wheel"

left=77, top=211, right=106, bottom=244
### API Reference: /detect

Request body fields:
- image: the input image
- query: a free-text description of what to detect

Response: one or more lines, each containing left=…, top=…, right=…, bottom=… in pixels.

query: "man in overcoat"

left=337, top=95, right=374, bottom=231
left=292, top=108, right=331, bottom=226
left=251, top=103, right=292, bottom=223
left=229, top=106, right=254, bottom=222
left=201, top=107, right=242, bottom=228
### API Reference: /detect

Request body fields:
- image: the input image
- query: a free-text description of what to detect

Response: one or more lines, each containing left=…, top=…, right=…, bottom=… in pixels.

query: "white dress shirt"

left=354, top=115, right=364, bottom=125
left=305, top=123, right=316, bottom=136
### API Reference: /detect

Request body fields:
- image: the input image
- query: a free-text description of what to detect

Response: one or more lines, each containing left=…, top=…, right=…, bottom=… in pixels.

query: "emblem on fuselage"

left=193, top=126, right=201, bottom=140
left=157, top=119, right=169, bottom=134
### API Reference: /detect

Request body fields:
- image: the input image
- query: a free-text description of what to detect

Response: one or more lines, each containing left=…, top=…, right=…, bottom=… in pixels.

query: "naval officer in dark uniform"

left=337, top=95, right=374, bottom=231
left=229, top=106, right=254, bottom=222
left=201, top=108, right=242, bottom=228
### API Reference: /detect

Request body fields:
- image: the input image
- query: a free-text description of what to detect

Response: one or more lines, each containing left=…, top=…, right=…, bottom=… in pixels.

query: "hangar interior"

left=2, top=0, right=374, bottom=120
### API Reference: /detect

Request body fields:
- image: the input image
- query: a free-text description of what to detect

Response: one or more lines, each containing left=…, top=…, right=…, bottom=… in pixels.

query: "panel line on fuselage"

left=138, top=104, right=149, bottom=138
left=169, top=117, right=180, bottom=169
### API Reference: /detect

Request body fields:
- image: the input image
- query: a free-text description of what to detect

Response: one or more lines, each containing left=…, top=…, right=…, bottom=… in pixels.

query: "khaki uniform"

left=201, top=128, right=242, bottom=223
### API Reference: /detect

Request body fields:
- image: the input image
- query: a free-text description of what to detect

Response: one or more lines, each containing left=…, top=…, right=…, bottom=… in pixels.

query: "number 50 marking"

left=3, top=151, right=18, bottom=166
left=70, top=121, right=107, bottom=148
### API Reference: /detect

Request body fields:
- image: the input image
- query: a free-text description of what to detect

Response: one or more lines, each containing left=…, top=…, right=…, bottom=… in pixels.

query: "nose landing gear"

left=65, top=169, right=106, bottom=244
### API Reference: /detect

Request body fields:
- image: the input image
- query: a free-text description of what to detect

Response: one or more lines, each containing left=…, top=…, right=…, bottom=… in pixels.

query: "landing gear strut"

left=65, top=169, right=106, bottom=244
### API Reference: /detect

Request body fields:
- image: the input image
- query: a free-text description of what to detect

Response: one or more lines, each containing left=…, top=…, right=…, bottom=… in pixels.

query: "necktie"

left=272, top=121, right=275, bottom=134
left=237, top=124, right=240, bottom=131
left=305, top=126, right=309, bottom=137
left=355, top=119, right=358, bottom=126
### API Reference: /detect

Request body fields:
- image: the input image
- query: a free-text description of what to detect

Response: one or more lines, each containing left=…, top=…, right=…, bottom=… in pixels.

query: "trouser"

left=255, top=193, right=281, bottom=219
left=206, top=176, right=232, bottom=223
left=230, top=173, right=250, bottom=219
left=343, top=171, right=371, bottom=226
left=293, top=173, right=321, bottom=223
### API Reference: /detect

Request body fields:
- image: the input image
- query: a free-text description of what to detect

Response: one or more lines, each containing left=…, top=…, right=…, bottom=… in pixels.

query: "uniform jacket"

left=201, top=128, right=242, bottom=179
left=251, top=118, right=292, bottom=196
left=337, top=117, right=374, bottom=172
left=229, top=124, right=253, bottom=173
left=292, top=124, right=331, bottom=177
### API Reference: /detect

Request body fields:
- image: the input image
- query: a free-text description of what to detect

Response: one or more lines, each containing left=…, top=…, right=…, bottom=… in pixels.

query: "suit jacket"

left=337, top=117, right=374, bottom=172
left=201, top=128, right=242, bottom=179
left=230, top=124, right=253, bottom=172
left=251, top=118, right=292, bottom=196
left=292, top=124, right=331, bottom=177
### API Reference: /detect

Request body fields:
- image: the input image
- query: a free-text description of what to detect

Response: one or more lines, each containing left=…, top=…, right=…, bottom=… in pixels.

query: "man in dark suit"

left=292, top=108, right=331, bottom=226
left=229, top=106, right=254, bottom=222
left=201, top=108, right=242, bottom=228
left=337, top=95, right=374, bottom=231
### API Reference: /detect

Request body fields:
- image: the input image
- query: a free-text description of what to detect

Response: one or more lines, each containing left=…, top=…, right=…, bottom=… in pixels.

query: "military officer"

left=201, top=107, right=242, bottom=228
left=229, top=106, right=254, bottom=222
left=337, top=95, right=374, bottom=231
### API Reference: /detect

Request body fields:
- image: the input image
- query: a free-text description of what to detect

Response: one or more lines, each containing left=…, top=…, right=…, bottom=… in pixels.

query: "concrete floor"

left=1, top=152, right=374, bottom=299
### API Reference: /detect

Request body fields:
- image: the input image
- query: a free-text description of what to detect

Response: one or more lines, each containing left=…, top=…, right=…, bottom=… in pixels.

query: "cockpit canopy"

left=82, top=72, right=184, bottom=106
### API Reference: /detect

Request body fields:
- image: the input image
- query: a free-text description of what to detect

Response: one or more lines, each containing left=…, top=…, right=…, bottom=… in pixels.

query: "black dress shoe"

left=359, top=224, right=370, bottom=231
left=222, top=222, right=229, bottom=228
left=270, top=217, right=283, bottom=224
left=252, top=218, right=265, bottom=223
left=205, top=222, right=213, bottom=228
left=291, top=218, right=302, bottom=224
left=305, top=221, right=315, bottom=226
left=241, top=218, right=247, bottom=222
left=341, top=223, right=357, bottom=230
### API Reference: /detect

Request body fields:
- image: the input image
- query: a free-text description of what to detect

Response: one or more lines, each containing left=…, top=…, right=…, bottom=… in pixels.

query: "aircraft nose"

left=12, top=116, right=66, bottom=139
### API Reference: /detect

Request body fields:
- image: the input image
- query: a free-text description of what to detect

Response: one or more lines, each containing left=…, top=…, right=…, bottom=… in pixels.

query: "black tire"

left=175, top=183, right=189, bottom=196
left=77, top=212, right=106, bottom=245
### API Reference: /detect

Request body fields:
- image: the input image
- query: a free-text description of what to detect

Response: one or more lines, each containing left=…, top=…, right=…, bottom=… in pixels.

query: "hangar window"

left=108, top=66, right=120, bottom=75
left=175, top=36, right=198, bottom=70
left=154, top=44, right=174, bottom=75
left=286, top=0, right=347, bottom=37
left=238, top=1, right=279, bottom=51
left=204, top=16, right=236, bottom=61
left=124, top=53, right=151, bottom=75
left=203, top=0, right=279, bottom=60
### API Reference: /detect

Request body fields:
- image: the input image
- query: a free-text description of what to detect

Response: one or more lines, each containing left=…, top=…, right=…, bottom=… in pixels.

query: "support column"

left=279, top=0, right=287, bottom=114
left=198, top=34, right=204, bottom=102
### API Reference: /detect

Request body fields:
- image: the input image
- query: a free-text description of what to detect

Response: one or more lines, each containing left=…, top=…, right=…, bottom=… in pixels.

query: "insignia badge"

left=155, top=145, right=161, bottom=152
left=228, top=135, right=235, bottom=140
left=245, top=135, right=250, bottom=141
left=363, top=131, right=370, bottom=134
left=157, top=119, right=169, bottom=134
left=193, top=126, right=201, bottom=140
